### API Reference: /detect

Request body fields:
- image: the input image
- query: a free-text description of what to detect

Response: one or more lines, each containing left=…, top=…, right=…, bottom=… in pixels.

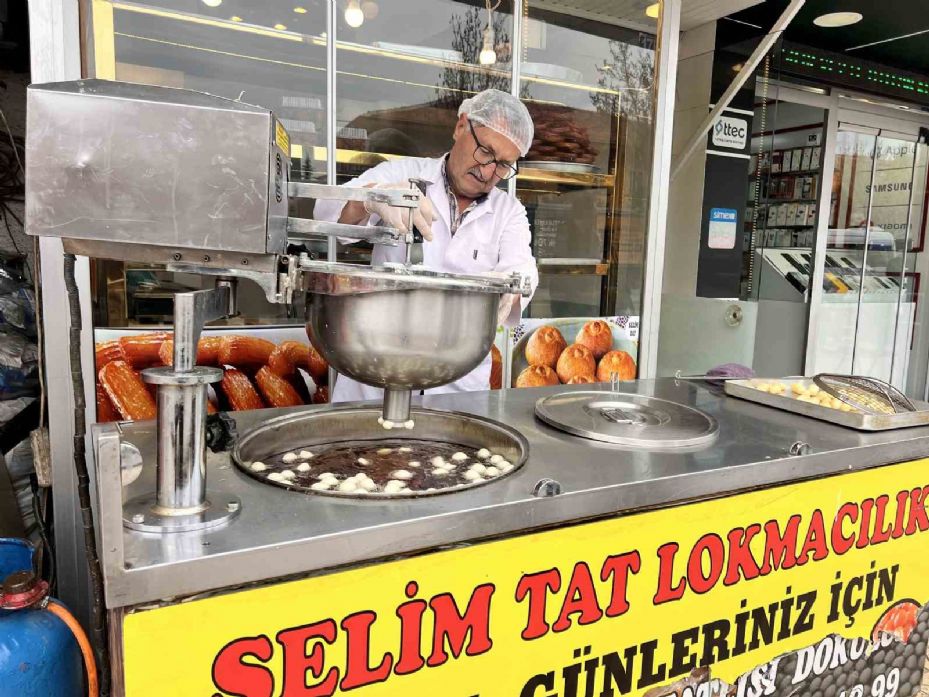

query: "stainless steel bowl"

left=306, top=286, right=498, bottom=390
left=232, top=406, right=529, bottom=498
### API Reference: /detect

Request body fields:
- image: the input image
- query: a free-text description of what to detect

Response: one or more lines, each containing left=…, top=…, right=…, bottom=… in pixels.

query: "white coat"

left=312, top=155, right=539, bottom=403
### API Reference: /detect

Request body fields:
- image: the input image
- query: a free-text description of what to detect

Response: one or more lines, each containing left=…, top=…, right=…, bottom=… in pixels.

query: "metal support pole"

left=670, top=0, right=806, bottom=182
left=29, top=0, right=96, bottom=650
left=125, top=287, right=240, bottom=533
left=325, top=0, right=339, bottom=392
left=803, top=101, right=840, bottom=375
left=637, top=0, right=681, bottom=379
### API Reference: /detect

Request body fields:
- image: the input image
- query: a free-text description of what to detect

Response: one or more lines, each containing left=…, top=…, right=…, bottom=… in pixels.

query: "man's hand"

left=363, top=182, right=438, bottom=241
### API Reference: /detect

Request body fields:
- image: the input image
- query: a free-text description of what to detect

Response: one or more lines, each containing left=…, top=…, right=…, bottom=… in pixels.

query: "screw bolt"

left=172, top=253, right=182, bottom=261
left=533, top=478, right=562, bottom=498
left=226, top=501, right=240, bottom=513
left=203, top=255, right=211, bottom=262
left=131, top=513, right=145, bottom=524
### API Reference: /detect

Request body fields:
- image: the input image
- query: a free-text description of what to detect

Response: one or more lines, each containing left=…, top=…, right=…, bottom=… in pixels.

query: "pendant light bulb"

left=345, top=0, right=364, bottom=27
left=479, top=26, right=497, bottom=65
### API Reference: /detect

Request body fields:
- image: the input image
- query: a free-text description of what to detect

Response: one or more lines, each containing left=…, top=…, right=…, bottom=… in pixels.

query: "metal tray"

left=521, top=161, right=600, bottom=174
left=725, top=378, right=929, bottom=431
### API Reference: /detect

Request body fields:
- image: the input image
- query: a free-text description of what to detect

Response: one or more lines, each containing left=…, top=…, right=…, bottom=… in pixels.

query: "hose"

left=47, top=600, right=99, bottom=697
left=62, top=253, right=110, bottom=694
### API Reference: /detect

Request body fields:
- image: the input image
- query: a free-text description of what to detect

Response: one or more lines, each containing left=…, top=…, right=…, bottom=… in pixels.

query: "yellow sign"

left=122, top=459, right=929, bottom=696
left=275, top=120, right=290, bottom=157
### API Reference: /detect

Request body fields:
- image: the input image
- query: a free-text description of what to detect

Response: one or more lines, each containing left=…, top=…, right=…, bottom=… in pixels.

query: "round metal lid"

left=535, top=391, right=718, bottom=448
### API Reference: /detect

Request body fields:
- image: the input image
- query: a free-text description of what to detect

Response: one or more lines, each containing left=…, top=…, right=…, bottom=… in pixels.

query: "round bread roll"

left=556, top=344, right=596, bottom=384
left=516, top=365, right=560, bottom=388
left=566, top=374, right=596, bottom=385
left=597, top=350, right=637, bottom=382
left=525, top=326, right=567, bottom=368
left=575, top=320, right=613, bottom=359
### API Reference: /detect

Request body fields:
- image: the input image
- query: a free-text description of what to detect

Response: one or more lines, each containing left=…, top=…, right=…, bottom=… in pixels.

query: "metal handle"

left=599, top=407, right=645, bottom=426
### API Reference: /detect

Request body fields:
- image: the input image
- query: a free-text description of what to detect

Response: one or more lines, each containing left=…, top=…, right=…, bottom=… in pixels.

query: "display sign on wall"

left=708, top=208, right=738, bottom=249
left=712, top=115, right=749, bottom=151
left=122, top=458, right=929, bottom=697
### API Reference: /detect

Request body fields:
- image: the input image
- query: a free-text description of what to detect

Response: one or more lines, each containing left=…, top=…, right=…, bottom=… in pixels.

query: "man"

left=314, top=89, right=539, bottom=403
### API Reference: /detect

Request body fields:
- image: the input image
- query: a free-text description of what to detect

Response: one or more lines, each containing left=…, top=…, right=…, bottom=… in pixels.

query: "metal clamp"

left=127, top=286, right=242, bottom=533
left=286, top=217, right=404, bottom=246
left=287, top=181, right=420, bottom=208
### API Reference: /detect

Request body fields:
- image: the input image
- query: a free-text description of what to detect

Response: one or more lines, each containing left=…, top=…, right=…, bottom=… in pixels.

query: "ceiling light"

left=201, top=0, right=222, bottom=7
left=293, top=6, right=307, bottom=13
left=645, top=3, right=660, bottom=19
left=230, top=15, right=242, bottom=22
left=479, top=25, right=497, bottom=65
left=813, top=12, right=863, bottom=28
left=274, top=23, right=287, bottom=30
left=344, top=0, right=364, bottom=27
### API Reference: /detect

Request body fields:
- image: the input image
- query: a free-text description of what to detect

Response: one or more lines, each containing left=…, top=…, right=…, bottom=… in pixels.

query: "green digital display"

left=782, top=46, right=929, bottom=103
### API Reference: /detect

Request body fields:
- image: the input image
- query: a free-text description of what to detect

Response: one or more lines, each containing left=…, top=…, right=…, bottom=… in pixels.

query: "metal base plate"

left=123, top=493, right=241, bottom=533
left=535, top=391, right=718, bottom=448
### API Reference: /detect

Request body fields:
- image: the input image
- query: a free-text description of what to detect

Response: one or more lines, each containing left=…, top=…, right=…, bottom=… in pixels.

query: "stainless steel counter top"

left=95, top=379, right=929, bottom=608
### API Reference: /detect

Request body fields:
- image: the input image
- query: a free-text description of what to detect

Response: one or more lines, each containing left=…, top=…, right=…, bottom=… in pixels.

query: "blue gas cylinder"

left=0, top=538, right=83, bottom=696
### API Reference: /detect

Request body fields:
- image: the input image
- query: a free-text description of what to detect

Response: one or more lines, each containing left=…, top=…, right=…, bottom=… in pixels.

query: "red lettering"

left=687, top=534, right=725, bottom=594
left=870, top=495, right=894, bottom=545
left=600, top=551, right=641, bottom=617
left=395, top=582, right=426, bottom=675
left=339, top=611, right=392, bottom=690
left=212, top=635, right=274, bottom=697
left=653, top=543, right=686, bottom=604
left=552, top=562, right=603, bottom=632
left=797, top=510, right=829, bottom=565
left=905, top=486, right=929, bottom=535
left=724, top=525, right=761, bottom=585
left=759, top=516, right=801, bottom=574
left=276, top=620, right=338, bottom=697
left=856, top=498, right=874, bottom=549
left=427, top=584, right=494, bottom=666
left=515, top=569, right=561, bottom=640
left=893, top=489, right=910, bottom=538
left=832, top=502, right=858, bottom=555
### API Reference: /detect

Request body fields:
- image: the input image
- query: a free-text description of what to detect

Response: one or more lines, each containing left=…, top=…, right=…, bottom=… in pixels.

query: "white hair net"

left=458, top=89, right=534, bottom=157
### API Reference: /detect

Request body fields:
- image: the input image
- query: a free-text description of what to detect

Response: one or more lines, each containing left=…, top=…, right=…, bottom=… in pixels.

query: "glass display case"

left=81, top=0, right=659, bottom=390
left=83, top=0, right=657, bottom=321
left=518, top=3, right=654, bottom=320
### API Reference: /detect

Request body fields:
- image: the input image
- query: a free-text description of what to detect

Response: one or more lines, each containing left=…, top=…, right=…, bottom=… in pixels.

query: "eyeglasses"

left=467, top=120, right=519, bottom=181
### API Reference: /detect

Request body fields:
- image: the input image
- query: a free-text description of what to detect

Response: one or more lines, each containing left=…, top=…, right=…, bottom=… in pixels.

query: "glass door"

left=809, top=121, right=928, bottom=394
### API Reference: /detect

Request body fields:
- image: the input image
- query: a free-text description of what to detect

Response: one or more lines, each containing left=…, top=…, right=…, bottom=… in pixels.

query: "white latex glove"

left=364, top=182, right=438, bottom=241
left=497, top=293, right=519, bottom=325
